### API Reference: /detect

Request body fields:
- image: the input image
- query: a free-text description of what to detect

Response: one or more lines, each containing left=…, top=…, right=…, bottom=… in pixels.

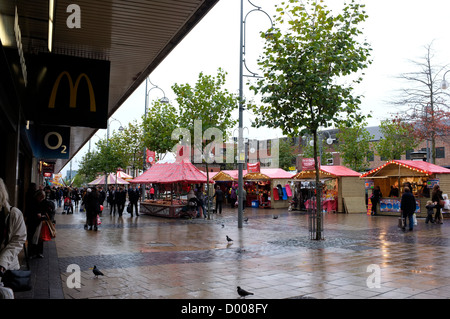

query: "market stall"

left=293, top=165, right=365, bottom=213
left=130, top=159, right=210, bottom=218
left=88, top=173, right=130, bottom=186
left=212, top=167, right=294, bottom=209
left=360, top=160, right=450, bottom=217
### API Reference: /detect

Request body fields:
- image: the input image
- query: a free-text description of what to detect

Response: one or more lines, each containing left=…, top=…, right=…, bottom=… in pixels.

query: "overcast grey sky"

left=63, top=0, right=450, bottom=174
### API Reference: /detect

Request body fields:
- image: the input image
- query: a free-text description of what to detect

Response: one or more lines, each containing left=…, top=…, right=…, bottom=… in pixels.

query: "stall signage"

left=27, top=53, right=110, bottom=129
left=380, top=198, right=420, bottom=213
left=365, top=181, right=374, bottom=189
left=427, top=179, right=439, bottom=188
left=247, top=162, right=260, bottom=173
left=302, top=158, right=319, bottom=171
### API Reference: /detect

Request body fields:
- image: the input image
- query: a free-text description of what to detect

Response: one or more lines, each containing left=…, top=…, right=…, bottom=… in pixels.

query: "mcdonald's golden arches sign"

left=28, top=53, right=110, bottom=129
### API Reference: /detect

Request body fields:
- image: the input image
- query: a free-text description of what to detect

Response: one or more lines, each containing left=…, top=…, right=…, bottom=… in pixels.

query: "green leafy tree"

left=336, top=121, right=373, bottom=172
left=78, top=150, right=101, bottom=183
left=172, top=68, right=238, bottom=215
left=279, top=138, right=297, bottom=171
left=114, top=120, right=144, bottom=177
left=374, top=118, right=418, bottom=161
left=249, top=0, right=372, bottom=239
left=142, top=100, right=180, bottom=163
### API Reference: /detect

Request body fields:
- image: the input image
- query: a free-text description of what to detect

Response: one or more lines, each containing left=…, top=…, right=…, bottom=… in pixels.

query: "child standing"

left=425, top=200, right=435, bottom=224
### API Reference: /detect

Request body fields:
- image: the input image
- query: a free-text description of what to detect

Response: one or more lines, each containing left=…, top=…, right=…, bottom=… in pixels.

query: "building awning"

left=293, top=165, right=360, bottom=179
left=360, top=160, right=450, bottom=178
left=0, top=0, right=219, bottom=172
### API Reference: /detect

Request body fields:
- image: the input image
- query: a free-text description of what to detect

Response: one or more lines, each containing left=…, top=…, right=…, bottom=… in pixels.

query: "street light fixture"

left=238, top=0, right=273, bottom=228
left=441, top=70, right=450, bottom=90
left=143, top=77, right=169, bottom=172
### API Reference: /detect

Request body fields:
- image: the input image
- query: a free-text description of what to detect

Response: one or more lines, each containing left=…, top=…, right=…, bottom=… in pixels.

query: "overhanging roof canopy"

left=212, top=168, right=294, bottom=181
left=360, top=160, right=450, bottom=178
left=0, top=0, right=219, bottom=172
left=130, top=159, right=209, bottom=184
left=293, top=165, right=361, bottom=180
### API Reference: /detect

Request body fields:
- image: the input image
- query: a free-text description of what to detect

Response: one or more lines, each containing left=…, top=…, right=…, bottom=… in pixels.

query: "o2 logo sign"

left=44, top=131, right=68, bottom=155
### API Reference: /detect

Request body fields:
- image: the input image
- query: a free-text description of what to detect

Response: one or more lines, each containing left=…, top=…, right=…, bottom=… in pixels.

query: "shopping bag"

left=413, top=213, right=417, bottom=226
left=32, top=222, right=43, bottom=244
left=97, top=215, right=102, bottom=225
left=398, top=217, right=404, bottom=228
left=40, top=221, right=52, bottom=241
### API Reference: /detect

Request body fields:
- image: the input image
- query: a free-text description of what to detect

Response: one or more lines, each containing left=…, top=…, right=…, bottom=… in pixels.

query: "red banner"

left=247, top=162, right=260, bottom=173
left=146, top=150, right=156, bottom=164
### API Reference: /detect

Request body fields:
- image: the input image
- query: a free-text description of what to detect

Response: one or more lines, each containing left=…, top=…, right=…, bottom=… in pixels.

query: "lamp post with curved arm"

left=238, top=0, right=273, bottom=228
left=142, top=77, right=169, bottom=172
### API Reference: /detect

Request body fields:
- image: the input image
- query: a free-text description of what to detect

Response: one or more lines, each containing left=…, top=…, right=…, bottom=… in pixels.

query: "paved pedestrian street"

left=16, top=205, right=450, bottom=300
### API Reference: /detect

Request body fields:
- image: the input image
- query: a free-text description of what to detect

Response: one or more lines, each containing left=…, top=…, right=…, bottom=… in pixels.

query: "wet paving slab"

left=39, top=205, right=450, bottom=299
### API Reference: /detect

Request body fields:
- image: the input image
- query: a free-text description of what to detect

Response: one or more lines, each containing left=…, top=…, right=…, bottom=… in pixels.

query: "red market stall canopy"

left=130, top=160, right=210, bottom=184
left=360, top=160, right=450, bottom=178
left=293, top=165, right=361, bottom=180
left=88, top=173, right=130, bottom=186
left=245, top=168, right=294, bottom=180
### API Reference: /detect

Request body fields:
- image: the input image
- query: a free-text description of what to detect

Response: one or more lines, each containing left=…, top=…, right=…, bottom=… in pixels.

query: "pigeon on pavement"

left=226, top=235, right=233, bottom=243
left=92, top=265, right=104, bottom=278
left=237, top=286, right=254, bottom=298
left=273, top=215, right=278, bottom=219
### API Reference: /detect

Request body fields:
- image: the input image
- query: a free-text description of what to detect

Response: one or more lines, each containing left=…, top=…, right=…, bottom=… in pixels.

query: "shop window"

left=436, top=147, right=445, bottom=159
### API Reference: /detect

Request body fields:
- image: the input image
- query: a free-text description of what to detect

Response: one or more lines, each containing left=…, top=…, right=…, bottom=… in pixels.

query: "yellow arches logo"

left=48, top=71, right=96, bottom=112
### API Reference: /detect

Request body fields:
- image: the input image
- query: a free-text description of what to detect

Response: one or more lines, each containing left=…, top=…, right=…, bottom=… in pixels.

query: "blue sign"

left=25, top=124, right=70, bottom=159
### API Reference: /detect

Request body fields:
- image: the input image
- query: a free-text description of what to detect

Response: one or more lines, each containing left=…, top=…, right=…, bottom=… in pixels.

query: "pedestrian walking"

left=425, top=200, right=435, bottom=224
left=432, top=184, right=444, bottom=224
left=128, top=185, right=140, bottom=217
left=370, top=186, right=382, bottom=215
left=117, top=187, right=126, bottom=217
left=230, top=187, right=237, bottom=208
left=401, top=187, right=416, bottom=231
left=84, top=188, right=100, bottom=231
left=0, top=178, right=27, bottom=297
left=109, top=186, right=117, bottom=215
left=213, top=186, right=224, bottom=214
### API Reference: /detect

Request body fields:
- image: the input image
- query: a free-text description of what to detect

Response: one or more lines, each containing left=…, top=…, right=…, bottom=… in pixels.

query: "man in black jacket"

left=128, top=185, right=140, bottom=217
left=213, top=186, right=224, bottom=214
left=401, top=187, right=416, bottom=231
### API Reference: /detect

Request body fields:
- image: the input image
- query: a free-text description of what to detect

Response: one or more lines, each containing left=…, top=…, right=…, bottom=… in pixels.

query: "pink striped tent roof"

left=130, top=160, right=209, bottom=184
left=88, top=173, right=130, bottom=186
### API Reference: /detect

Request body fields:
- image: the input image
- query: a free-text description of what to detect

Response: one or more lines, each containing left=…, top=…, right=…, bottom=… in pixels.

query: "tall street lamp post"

left=143, top=77, right=169, bottom=172
left=238, top=0, right=273, bottom=228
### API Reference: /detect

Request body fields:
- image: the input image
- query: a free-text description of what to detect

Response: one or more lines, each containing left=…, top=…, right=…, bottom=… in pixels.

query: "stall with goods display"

left=212, top=164, right=294, bottom=209
left=130, top=159, right=212, bottom=218
left=293, top=165, right=365, bottom=213
left=360, top=160, right=450, bottom=217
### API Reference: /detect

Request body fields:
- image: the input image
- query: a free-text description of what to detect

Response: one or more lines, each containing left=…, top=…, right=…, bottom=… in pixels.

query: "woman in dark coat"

left=84, top=188, right=100, bottom=231
left=370, top=186, right=382, bottom=215
left=401, top=187, right=416, bottom=231
left=432, top=184, right=444, bottom=224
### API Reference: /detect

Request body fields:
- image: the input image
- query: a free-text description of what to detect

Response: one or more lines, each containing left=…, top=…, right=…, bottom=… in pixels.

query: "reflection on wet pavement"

left=54, top=205, right=450, bottom=299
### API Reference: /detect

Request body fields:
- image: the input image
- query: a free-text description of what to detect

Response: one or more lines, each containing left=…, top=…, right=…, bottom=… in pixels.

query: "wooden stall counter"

left=140, top=199, right=186, bottom=218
